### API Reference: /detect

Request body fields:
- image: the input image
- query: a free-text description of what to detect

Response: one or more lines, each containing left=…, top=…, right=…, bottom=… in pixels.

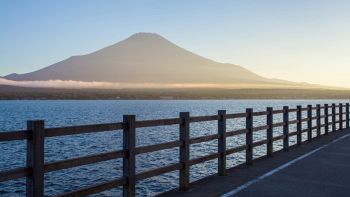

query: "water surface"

left=0, top=100, right=346, bottom=196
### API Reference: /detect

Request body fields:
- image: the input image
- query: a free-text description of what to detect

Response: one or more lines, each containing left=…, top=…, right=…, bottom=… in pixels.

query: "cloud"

left=0, top=78, right=212, bottom=88
left=0, top=78, right=322, bottom=89
left=0, top=78, right=118, bottom=88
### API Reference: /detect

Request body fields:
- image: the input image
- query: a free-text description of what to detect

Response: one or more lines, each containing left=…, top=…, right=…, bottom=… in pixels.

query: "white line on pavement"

left=220, top=133, right=350, bottom=197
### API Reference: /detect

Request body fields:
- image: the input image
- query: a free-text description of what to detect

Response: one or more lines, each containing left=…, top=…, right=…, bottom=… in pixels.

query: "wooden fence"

left=0, top=103, right=349, bottom=197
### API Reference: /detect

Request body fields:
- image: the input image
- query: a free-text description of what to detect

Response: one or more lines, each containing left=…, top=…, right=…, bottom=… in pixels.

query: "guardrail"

left=0, top=103, right=349, bottom=197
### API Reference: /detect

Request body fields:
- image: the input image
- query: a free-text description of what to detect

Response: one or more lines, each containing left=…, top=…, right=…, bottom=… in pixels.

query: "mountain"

left=4, top=33, right=288, bottom=86
left=3, top=33, right=333, bottom=89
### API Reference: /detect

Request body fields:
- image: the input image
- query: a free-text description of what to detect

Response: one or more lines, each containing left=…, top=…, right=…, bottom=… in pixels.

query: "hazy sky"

left=1, top=0, right=350, bottom=87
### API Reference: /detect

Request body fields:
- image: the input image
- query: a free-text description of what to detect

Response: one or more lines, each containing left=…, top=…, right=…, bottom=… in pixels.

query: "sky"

left=1, top=0, right=350, bottom=87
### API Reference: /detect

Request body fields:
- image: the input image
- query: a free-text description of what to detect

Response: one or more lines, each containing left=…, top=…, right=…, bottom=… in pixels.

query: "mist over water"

left=0, top=100, right=347, bottom=196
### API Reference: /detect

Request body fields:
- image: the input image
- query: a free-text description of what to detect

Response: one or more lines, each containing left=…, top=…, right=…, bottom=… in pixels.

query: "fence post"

left=266, top=107, right=273, bottom=157
left=26, top=120, right=45, bottom=197
left=297, top=106, right=302, bottom=145
left=123, top=115, right=136, bottom=197
left=218, top=110, right=226, bottom=176
left=246, top=108, right=253, bottom=165
left=179, top=112, right=190, bottom=191
left=332, top=103, right=336, bottom=132
left=346, top=103, right=350, bottom=129
left=339, top=103, right=343, bottom=130
left=307, top=105, right=312, bottom=141
left=316, top=104, right=321, bottom=137
left=324, top=104, right=329, bottom=135
left=283, top=106, right=289, bottom=151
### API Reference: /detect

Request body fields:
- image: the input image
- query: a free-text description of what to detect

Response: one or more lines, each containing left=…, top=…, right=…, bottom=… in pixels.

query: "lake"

left=0, top=100, right=347, bottom=196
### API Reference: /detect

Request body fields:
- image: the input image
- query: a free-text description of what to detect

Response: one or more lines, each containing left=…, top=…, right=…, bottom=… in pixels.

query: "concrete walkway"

left=159, top=129, right=350, bottom=197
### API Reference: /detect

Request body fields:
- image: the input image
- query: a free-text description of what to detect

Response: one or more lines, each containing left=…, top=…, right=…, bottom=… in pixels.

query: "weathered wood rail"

left=0, top=103, right=349, bottom=197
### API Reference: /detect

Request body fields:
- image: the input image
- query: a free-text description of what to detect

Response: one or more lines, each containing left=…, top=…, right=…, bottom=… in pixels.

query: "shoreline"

left=1, top=87, right=350, bottom=100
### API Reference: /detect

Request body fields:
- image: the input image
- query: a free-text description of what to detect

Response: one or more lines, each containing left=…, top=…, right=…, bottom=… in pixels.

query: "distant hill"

left=3, top=33, right=323, bottom=88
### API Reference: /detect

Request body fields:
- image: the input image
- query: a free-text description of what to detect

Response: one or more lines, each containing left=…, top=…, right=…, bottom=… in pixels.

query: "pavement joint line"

left=220, top=132, right=350, bottom=197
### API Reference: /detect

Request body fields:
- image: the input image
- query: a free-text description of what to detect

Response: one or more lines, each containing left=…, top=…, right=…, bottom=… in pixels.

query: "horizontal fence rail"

left=0, top=103, right=349, bottom=197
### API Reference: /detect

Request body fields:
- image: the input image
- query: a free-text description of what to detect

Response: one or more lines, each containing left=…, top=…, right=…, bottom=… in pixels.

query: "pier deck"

left=160, top=129, right=350, bottom=197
